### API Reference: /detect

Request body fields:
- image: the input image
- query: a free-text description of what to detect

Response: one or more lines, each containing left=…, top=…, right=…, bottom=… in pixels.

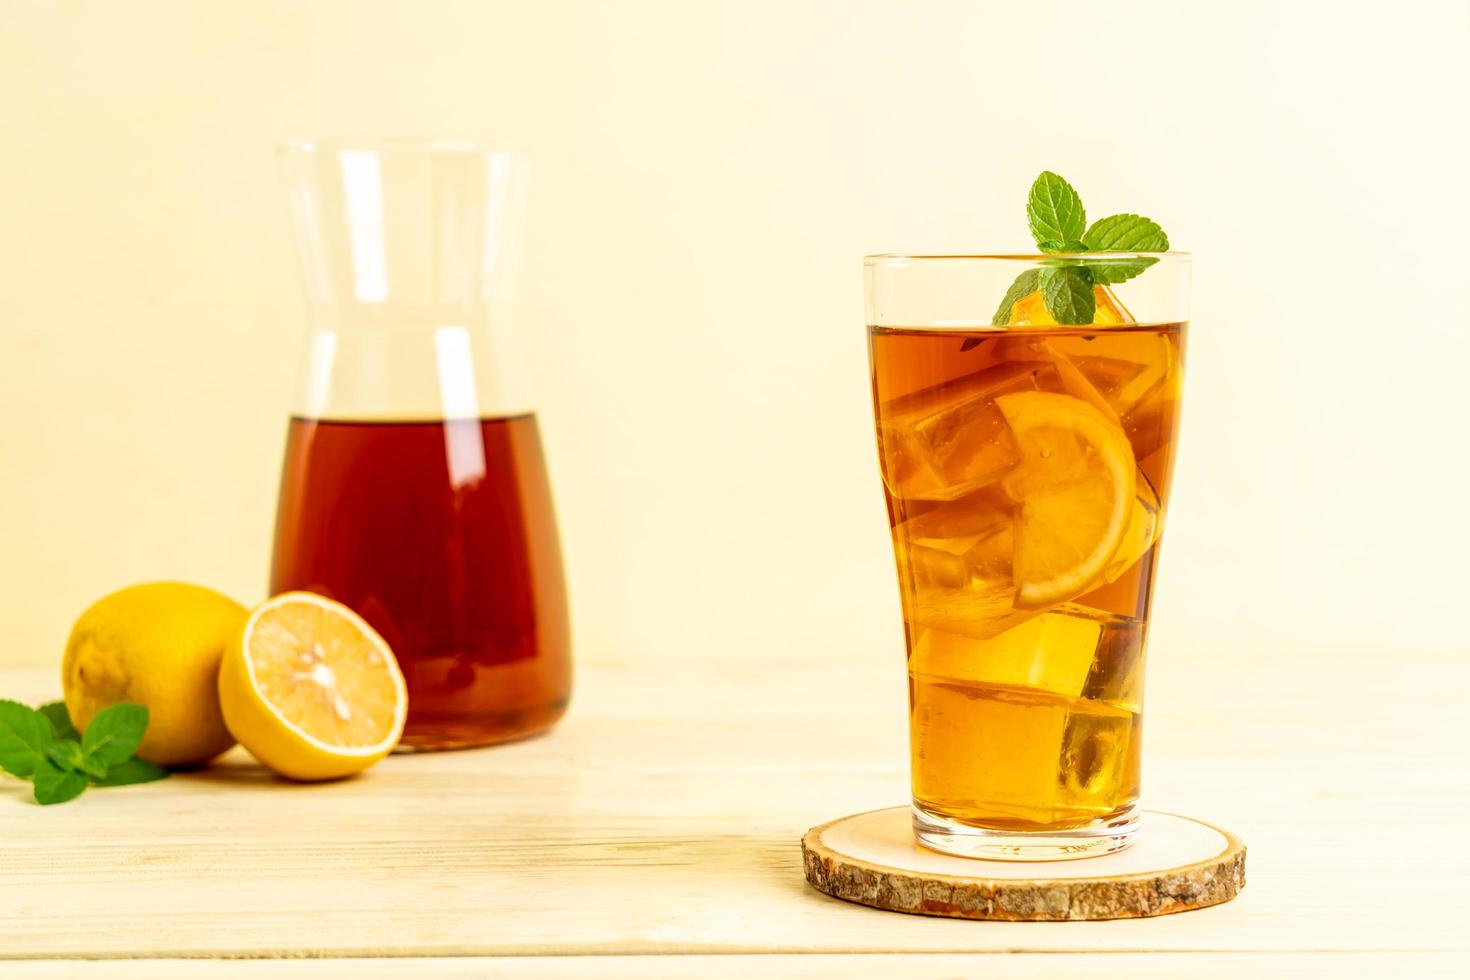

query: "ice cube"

left=993, top=335, right=1124, bottom=425
left=910, top=679, right=1073, bottom=821
left=1078, top=610, right=1146, bottom=710
left=1073, top=330, right=1179, bottom=449
left=997, top=292, right=1178, bottom=442
left=892, top=497, right=1022, bottom=639
left=877, top=361, right=1057, bottom=501
left=1072, top=354, right=1162, bottom=415
left=1120, top=387, right=1182, bottom=464
left=899, top=493, right=1012, bottom=569
left=1061, top=611, right=1144, bottom=813
left=1073, top=468, right=1162, bottom=619
left=1058, top=699, right=1141, bottom=812
left=896, top=539, right=1019, bottom=640
left=911, top=612, right=1101, bottom=698
left=1103, top=466, right=1161, bottom=583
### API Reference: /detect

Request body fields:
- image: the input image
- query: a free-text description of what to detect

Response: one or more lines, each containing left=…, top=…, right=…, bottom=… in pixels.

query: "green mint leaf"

left=0, top=699, right=55, bottom=778
left=47, top=739, right=86, bottom=771
left=91, top=757, right=169, bottom=787
left=33, top=758, right=88, bottom=805
left=991, top=268, right=1041, bottom=325
left=81, top=703, right=149, bottom=767
left=47, top=739, right=109, bottom=779
left=1079, top=214, right=1168, bottom=284
left=1081, top=213, right=1169, bottom=252
left=1000, top=173, right=1173, bottom=326
left=1084, top=254, right=1159, bottom=285
left=1040, top=266, right=1096, bottom=325
left=1027, top=172, right=1086, bottom=249
left=38, top=701, right=82, bottom=741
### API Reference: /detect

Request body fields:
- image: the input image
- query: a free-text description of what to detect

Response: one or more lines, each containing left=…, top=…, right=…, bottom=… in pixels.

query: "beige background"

left=2, top=0, right=1467, bottom=671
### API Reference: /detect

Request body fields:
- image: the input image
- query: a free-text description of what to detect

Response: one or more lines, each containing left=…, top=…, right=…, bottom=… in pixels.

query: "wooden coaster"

left=803, top=807, right=1245, bottom=921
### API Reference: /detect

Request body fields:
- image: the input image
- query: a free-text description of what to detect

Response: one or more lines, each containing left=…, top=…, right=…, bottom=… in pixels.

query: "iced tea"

left=870, top=285, right=1184, bottom=854
left=271, top=414, right=571, bottom=750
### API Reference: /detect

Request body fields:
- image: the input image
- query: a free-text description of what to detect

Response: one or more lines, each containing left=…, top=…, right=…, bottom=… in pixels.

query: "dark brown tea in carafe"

left=270, top=413, right=571, bottom=750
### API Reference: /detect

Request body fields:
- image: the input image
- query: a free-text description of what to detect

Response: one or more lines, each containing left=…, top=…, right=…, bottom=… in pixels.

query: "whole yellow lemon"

left=62, top=582, right=248, bottom=767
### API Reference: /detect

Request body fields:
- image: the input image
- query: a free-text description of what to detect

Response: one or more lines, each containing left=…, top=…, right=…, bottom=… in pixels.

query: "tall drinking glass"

left=272, top=140, right=571, bottom=751
left=866, top=253, right=1189, bottom=859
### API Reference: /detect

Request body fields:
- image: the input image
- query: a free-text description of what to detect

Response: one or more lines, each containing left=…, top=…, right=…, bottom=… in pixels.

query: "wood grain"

left=1, top=646, right=1467, bottom=966
left=4, top=952, right=1469, bottom=979
left=802, top=809, right=1245, bottom=920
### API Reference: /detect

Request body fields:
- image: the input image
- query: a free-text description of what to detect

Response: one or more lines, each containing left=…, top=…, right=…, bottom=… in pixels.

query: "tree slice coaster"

left=803, top=807, right=1245, bottom=921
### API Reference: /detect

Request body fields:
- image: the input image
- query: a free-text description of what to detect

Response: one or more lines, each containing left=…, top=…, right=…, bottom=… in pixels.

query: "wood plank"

left=3, top=953, right=1469, bottom=978
left=1, top=647, right=1468, bottom=960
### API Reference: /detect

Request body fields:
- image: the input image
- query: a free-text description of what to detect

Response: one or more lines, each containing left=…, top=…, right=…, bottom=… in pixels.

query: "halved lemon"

left=218, top=592, right=407, bottom=781
left=995, top=391, right=1137, bottom=609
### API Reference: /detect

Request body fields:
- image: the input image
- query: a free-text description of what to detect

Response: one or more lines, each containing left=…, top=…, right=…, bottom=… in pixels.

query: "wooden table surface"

left=2, top=644, right=1466, bottom=977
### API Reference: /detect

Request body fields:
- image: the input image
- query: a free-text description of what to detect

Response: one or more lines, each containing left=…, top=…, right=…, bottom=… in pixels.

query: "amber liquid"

left=270, top=414, right=571, bottom=750
left=871, top=318, right=1184, bottom=831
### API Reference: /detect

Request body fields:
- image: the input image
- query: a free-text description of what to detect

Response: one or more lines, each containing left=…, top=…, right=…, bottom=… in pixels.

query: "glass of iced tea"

left=271, top=140, right=570, bottom=751
left=867, top=252, right=1189, bottom=859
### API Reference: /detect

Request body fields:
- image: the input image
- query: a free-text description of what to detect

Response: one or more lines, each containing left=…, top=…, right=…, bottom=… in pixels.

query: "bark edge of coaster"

left=802, top=806, right=1245, bottom=921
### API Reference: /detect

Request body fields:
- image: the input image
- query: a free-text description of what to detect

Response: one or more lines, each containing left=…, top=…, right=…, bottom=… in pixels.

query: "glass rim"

left=277, top=137, right=519, bottom=157
left=865, top=251, right=1191, bottom=265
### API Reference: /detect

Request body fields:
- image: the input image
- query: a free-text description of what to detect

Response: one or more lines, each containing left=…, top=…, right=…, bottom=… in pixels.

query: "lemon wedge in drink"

left=1007, top=284, right=1135, bottom=326
left=218, top=592, right=407, bottom=781
left=995, top=391, right=1136, bottom=609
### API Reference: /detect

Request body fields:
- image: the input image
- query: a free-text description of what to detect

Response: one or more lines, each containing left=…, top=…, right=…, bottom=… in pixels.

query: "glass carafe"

left=272, top=140, right=570, bottom=750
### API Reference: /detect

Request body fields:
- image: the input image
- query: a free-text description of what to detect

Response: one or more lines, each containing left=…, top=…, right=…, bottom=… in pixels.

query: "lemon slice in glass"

left=219, top=592, right=407, bottom=781
left=995, top=391, right=1137, bottom=609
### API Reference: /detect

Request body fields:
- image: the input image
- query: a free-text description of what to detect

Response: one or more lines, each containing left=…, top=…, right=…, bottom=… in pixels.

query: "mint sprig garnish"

left=991, top=268, right=1040, bottom=325
left=992, top=172, right=1170, bottom=326
left=1027, top=172, right=1086, bottom=249
left=0, top=699, right=168, bottom=805
left=1040, top=265, right=1096, bottom=324
left=1082, top=213, right=1168, bottom=252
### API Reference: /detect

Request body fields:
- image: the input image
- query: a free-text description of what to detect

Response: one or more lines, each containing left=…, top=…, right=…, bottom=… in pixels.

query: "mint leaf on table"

left=2, top=698, right=166, bottom=804
left=991, top=268, right=1042, bottom=326
left=1027, top=172, right=1086, bottom=250
left=38, top=701, right=81, bottom=741
left=33, top=757, right=88, bottom=805
left=47, top=738, right=85, bottom=771
left=1040, top=266, right=1096, bottom=325
left=48, top=739, right=109, bottom=779
left=0, top=699, right=55, bottom=778
left=91, top=757, right=169, bottom=787
left=82, top=703, right=148, bottom=767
